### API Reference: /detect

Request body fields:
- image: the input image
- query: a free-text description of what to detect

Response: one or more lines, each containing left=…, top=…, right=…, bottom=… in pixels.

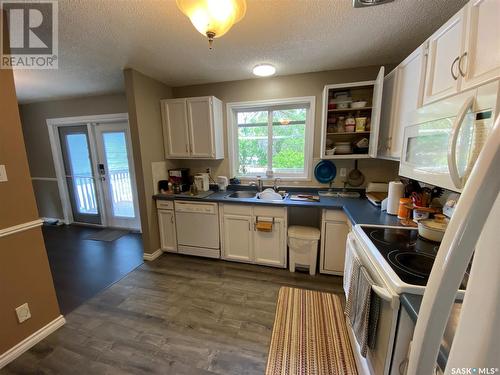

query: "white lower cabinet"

left=220, top=204, right=286, bottom=268
left=223, top=214, right=253, bottom=262
left=253, top=217, right=285, bottom=267
left=157, top=201, right=177, bottom=252
left=320, top=210, right=350, bottom=275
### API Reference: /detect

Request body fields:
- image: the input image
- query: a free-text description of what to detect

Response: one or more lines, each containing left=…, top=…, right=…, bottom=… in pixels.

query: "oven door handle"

left=372, top=285, right=399, bottom=309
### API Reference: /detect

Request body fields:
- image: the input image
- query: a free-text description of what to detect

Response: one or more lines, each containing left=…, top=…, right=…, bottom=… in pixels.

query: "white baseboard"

left=0, top=315, right=66, bottom=369
left=143, top=248, right=162, bottom=261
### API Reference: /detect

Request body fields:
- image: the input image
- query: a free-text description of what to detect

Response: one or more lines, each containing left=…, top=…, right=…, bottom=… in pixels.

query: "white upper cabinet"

left=320, top=66, right=384, bottom=160
left=461, top=0, right=500, bottom=90
left=161, top=98, right=190, bottom=157
left=379, top=44, right=428, bottom=160
left=161, top=96, right=224, bottom=159
left=368, top=66, right=385, bottom=158
left=423, top=1, right=500, bottom=105
left=423, top=8, right=466, bottom=105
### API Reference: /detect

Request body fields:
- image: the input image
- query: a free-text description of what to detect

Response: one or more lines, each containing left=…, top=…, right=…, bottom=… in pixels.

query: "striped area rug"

left=266, top=287, right=358, bottom=375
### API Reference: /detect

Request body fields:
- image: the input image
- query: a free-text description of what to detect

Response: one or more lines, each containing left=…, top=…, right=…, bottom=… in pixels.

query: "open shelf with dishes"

left=320, top=67, right=385, bottom=159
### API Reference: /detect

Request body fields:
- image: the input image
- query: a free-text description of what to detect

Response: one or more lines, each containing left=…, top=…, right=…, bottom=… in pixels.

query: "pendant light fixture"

left=176, top=0, right=247, bottom=49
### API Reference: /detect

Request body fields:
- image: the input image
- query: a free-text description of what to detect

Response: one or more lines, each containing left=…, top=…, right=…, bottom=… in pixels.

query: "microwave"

left=400, top=81, right=499, bottom=192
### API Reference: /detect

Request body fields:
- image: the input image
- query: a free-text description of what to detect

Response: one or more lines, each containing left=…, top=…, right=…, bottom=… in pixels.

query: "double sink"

left=225, top=190, right=288, bottom=202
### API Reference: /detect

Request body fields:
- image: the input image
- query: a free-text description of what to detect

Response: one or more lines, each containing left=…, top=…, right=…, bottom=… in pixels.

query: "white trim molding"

left=0, top=219, right=43, bottom=238
left=143, top=249, right=162, bottom=261
left=0, top=315, right=65, bottom=369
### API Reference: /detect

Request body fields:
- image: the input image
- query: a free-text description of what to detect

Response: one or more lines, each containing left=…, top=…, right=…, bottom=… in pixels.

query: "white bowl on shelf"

left=351, top=100, right=368, bottom=109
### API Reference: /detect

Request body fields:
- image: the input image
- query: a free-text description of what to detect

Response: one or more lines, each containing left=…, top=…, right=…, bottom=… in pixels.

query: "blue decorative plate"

left=314, top=160, right=337, bottom=184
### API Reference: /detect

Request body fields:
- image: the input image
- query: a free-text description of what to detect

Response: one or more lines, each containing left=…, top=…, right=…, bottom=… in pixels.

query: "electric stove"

left=361, top=226, right=440, bottom=287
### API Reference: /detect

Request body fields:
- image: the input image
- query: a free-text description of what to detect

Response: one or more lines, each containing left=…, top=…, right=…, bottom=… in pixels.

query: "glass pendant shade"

left=176, top=0, right=246, bottom=39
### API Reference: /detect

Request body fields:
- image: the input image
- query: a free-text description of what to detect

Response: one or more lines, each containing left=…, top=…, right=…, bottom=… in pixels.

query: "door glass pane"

left=236, top=111, right=268, bottom=175
left=102, top=132, right=135, bottom=218
left=66, top=134, right=98, bottom=215
left=272, top=108, right=306, bottom=175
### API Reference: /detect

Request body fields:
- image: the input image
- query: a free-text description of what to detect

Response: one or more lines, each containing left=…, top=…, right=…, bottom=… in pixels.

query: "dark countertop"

left=154, top=189, right=401, bottom=226
left=401, top=293, right=462, bottom=372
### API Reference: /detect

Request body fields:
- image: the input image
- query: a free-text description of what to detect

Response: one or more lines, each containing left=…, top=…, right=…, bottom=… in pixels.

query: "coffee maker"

left=168, top=168, right=190, bottom=192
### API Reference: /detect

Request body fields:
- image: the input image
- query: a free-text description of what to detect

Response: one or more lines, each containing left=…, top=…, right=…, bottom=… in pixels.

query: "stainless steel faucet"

left=249, top=176, right=264, bottom=192
left=273, top=178, right=281, bottom=192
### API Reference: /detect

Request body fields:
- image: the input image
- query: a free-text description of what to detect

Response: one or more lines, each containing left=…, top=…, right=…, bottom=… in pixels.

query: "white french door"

left=51, top=115, right=141, bottom=231
left=94, top=122, right=141, bottom=230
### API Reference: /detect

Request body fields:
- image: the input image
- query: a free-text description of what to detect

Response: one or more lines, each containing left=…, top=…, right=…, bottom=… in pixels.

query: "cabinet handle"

left=171, top=215, right=174, bottom=224
left=185, top=144, right=188, bottom=153
left=451, top=56, right=460, bottom=80
left=248, top=221, right=251, bottom=231
left=458, top=52, right=467, bottom=77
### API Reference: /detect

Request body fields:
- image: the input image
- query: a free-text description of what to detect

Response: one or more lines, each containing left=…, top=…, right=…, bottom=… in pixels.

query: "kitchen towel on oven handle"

left=344, top=253, right=381, bottom=357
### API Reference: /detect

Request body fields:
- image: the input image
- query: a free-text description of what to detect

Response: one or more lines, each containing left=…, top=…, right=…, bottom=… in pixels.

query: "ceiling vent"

left=353, top=0, right=394, bottom=7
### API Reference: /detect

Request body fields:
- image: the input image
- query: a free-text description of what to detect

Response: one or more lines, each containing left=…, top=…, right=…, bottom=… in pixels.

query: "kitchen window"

left=227, top=97, right=315, bottom=180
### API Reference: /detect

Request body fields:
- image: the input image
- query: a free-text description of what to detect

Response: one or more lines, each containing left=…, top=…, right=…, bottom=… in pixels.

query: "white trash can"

left=287, top=225, right=321, bottom=276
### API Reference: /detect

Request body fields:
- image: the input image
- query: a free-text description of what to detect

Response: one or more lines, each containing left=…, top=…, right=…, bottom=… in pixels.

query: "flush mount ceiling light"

left=252, top=64, right=276, bottom=77
left=176, top=0, right=246, bottom=49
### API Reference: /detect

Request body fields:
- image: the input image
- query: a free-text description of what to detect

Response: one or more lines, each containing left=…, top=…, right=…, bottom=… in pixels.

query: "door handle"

left=450, top=56, right=460, bottom=80
left=458, top=52, right=467, bottom=77
left=447, top=96, right=474, bottom=190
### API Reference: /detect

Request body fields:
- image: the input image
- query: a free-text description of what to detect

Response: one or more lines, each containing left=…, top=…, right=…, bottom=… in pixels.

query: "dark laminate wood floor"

left=2, top=254, right=343, bottom=375
left=42, top=224, right=144, bottom=314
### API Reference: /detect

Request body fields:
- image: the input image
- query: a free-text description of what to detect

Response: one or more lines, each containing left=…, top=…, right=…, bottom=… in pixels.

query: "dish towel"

left=344, top=255, right=381, bottom=357
left=343, top=243, right=354, bottom=296
left=352, top=266, right=381, bottom=357
left=344, top=253, right=361, bottom=327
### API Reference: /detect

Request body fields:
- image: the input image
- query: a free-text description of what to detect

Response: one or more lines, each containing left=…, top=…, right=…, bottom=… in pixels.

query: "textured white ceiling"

left=14, top=0, right=467, bottom=103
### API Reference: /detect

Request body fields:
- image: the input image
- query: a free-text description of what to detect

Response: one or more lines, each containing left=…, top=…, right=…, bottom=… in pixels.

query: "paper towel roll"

left=387, top=181, right=404, bottom=215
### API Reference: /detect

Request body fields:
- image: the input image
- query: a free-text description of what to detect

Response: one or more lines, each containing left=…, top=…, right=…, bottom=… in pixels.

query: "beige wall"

left=124, top=69, right=174, bottom=255
left=0, top=66, right=60, bottom=355
left=19, top=93, right=128, bottom=219
left=172, top=66, right=399, bottom=187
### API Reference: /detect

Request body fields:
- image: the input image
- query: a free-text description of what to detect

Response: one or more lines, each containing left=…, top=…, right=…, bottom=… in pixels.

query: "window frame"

left=227, top=96, right=315, bottom=181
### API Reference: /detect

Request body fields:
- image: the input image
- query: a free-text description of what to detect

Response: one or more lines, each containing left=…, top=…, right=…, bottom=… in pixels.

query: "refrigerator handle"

left=447, top=96, right=474, bottom=190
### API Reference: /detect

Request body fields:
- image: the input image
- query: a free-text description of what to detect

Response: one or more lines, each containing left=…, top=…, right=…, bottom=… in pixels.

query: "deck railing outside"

left=74, top=169, right=133, bottom=216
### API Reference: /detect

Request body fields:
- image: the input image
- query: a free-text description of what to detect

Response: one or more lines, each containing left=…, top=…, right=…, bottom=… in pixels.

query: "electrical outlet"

left=0, top=165, right=7, bottom=182
left=340, top=168, right=347, bottom=177
left=15, top=303, right=31, bottom=323
left=206, top=167, right=211, bottom=175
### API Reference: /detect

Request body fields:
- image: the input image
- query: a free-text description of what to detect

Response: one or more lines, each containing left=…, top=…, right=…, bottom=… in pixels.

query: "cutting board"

left=366, top=192, right=387, bottom=206
left=290, top=194, right=320, bottom=202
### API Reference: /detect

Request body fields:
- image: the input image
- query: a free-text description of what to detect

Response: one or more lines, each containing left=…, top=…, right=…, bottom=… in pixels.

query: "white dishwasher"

left=174, top=201, right=220, bottom=258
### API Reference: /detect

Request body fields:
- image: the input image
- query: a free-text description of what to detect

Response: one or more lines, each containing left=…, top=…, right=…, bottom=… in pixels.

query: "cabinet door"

left=423, top=9, right=466, bottom=105
left=161, top=99, right=190, bottom=158
left=390, top=44, right=427, bottom=159
left=377, top=69, right=397, bottom=159
left=187, top=97, right=215, bottom=158
left=461, top=0, right=500, bottom=90
left=321, top=221, right=349, bottom=275
left=222, top=214, right=253, bottom=262
left=369, top=66, right=385, bottom=158
left=158, top=210, right=177, bottom=252
left=253, top=218, right=285, bottom=268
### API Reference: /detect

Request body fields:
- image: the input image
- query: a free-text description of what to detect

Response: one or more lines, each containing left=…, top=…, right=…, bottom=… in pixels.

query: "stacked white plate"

left=334, top=142, right=352, bottom=154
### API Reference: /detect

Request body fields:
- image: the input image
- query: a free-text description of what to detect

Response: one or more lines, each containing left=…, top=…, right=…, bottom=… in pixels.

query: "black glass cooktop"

left=362, top=227, right=440, bottom=286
